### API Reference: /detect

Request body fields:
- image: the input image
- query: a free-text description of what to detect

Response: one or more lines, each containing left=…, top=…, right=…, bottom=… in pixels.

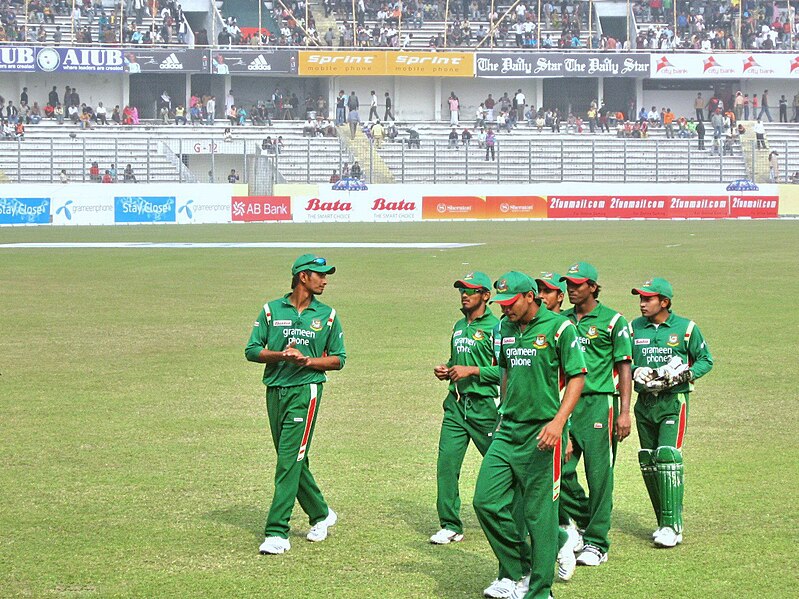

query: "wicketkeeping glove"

left=657, top=357, right=692, bottom=387
left=644, top=377, right=669, bottom=393
left=633, top=367, right=657, bottom=385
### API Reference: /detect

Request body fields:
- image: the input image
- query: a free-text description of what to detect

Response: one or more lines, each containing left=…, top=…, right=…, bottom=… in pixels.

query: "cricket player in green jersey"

left=630, top=278, right=713, bottom=548
left=245, top=254, right=346, bottom=555
left=559, top=262, right=632, bottom=568
left=473, top=272, right=586, bottom=599
left=535, top=272, right=583, bottom=581
left=431, top=272, right=501, bottom=545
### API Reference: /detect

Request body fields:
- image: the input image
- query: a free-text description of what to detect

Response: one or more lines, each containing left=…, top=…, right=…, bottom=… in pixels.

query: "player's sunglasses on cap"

left=490, top=271, right=535, bottom=306
left=631, top=277, right=673, bottom=299
left=535, top=272, right=567, bottom=294
left=560, top=261, right=599, bottom=285
left=292, top=253, right=336, bottom=275
left=453, top=271, right=492, bottom=293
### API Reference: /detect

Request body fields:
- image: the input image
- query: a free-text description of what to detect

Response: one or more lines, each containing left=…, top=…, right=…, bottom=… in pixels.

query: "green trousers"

left=436, top=391, right=498, bottom=534
left=558, top=393, right=616, bottom=553
left=634, top=392, right=689, bottom=451
left=264, top=383, right=329, bottom=539
left=474, top=419, right=563, bottom=599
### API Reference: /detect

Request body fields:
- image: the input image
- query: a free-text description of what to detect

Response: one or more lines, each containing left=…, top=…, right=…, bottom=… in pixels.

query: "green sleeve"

left=446, top=326, right=455, bottom=368
left=629, top=321, right=645, bottom=370
left=325, top=313, right=347, bottom=369
left=557, top=322, right=588, bottom=378
left=612, top=315, right=633, bottom=364
left=478, top=323, right=500, bottom=384
left=244, top=308, right=268, bottom=363
left=687, top=325, right=713, bottom=380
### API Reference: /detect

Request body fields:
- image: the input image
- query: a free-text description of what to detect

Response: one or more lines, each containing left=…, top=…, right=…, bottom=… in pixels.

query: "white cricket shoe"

left=429, top=528, right=464, bottom=545
left=652, top=527, right=664, bottom=540
left=508, top=575, right=530, bottom=598
left=259, top=536, right=290, bottom=554
left=576, top=545, right=608, bottom=566
left=483, top=577, right=519, bottom=598
left=306, top=508, right=337, bottom=542
left=566, top=523, right=585, bottom=553
left=654, top=527, right=682, bottom=548
left=557, top=527, right=580, bottom=581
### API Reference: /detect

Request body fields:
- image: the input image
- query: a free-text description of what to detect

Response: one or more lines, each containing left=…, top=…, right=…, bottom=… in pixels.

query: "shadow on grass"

left=613, top=508, right=657, bottom=542
left=204, top=504, right=265, bottom=540
left=391, top=496, right=496, bottom=599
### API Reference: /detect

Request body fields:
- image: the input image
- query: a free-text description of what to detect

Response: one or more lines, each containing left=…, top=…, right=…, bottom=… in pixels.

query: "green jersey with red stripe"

left=498, top=305, right=587, bottom=422
left=630, top=312, right=713, bottom=394
left=562, top=303, right=633, bottom=395
left=245, top=294, right=346, bottom=387
left=446, top=309, right=501, bottom=397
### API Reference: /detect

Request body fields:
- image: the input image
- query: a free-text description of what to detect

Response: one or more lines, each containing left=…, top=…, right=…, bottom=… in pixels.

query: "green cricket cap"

left=561, top=261, right=599, bottom=284
left=535, top=271, right=567, bottom=293
left=291, top=253, right=336, bottom=275
left=454, top=271, right=492, bottom=291
left=631, top=277, right=673, bottom=299
left=491, top=271, right=535, bottom=306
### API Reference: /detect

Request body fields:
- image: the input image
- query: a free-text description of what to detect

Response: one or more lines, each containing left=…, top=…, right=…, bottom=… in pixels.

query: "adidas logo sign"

left=248, top=54, right=272, bottom=71
left=159, top=53, right=183, bottom=70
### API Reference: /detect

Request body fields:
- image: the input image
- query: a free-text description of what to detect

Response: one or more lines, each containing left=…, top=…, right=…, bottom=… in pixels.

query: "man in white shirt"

left=225, top=90, right=235, bottom=114
left=515, top=89, right=526, bottom=122
left=369, top=91, right=379, bottom=121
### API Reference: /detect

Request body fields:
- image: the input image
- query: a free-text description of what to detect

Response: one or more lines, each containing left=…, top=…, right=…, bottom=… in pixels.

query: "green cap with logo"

left=453, top=271, right=492, bottom=291
left=491, top=271, right=536, bottom=306
left=561, top=261, right=599, bottom=285
left=535, top=271, right=567, bottom=293
left=291, top=254, right=336, bottom=275
left=631, top=277, right=673, bottom=299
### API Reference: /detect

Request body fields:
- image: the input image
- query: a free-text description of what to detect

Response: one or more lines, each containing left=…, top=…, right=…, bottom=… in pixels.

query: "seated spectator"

left=237, top=106, right=247, bottom=126
left=303, top=118, right=317, bottom=137
left=227, top=105, right=237, bottom=126
left=448, top=127, right=459, bottom=149
left=386, top=122, right=398, bottom=142
left=224, top=127, right=233, bottom=142
left=461, top=128, right=472, bottom=147
left=350, top=161, right=362, bottom=179
left=111, top=105, right=121, bottom=124
left=174, top=105, right=187, bottom=125
left=261, top=136, right=276, bottom=154
left=101, top=170, right=113, bottom=183
left=123, top=164, right=137, bottom=183
left=476, top=127, right=487, bottom=148
left=329, top=170, right=340, bottom=183
left=95, top=102, right=107, bottom=125
left=59, top=169, right=69, bottom=183
left=29, top=102, right=42, bottom=124
left=190, top=104, right=203, bottom=124
left=407, top=128, right=421, bottom=148
left=14, top=121, right=25, bottom=140
left=275, top=136, right=284, bottom=154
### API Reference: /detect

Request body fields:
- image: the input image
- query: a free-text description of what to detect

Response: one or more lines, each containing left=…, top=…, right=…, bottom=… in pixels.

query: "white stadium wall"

left=0, top=182, right=791, bottom=226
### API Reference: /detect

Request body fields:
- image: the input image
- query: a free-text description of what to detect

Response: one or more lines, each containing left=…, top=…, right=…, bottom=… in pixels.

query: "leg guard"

left=655, top=446, right=684, bottom=533
left=638, top=449, right=661, bottom=526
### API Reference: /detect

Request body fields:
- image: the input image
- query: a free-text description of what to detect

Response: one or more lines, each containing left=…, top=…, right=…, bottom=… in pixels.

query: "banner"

left=114, top=196, right=176, bottom=223
left=123, top=49, right=203, bottom=73
left=52, top=197, right=114, bottom=225
left=299, top=50, right=475, bottom=77
left=476, top=52, right=650, bottom=78
left=386, top=52, right=474, bottom=77
left=546, top=194, right=778, bottom=218
left=175, top=196, right=232, bottom=224
left=232, top=196, right=292, bottom=221
left=290, top=189, right=420, bottom=222
left=650, top=53, right=799, bottom=78
left=298, top=50, right=386, bottom=76
left=422, top=195, right=547, bottom=219
left=0, top=197, right=51, bottom=224
left=209, top=49, right=297, bottom=74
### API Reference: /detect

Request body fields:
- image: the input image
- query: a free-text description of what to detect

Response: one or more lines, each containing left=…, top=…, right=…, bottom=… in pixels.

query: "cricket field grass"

left=1, top=221, right=796, bottom=598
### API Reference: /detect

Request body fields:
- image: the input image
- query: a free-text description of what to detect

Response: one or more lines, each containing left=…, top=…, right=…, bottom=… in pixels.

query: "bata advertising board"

left=291, top=187, right=421, bottom=222
left=650, top=52, right=799, bottom=78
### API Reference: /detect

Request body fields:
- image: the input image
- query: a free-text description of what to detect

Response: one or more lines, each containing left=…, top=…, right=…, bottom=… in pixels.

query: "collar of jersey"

left=280, top=293, right=319, bottom=312
left=642, top=310, right=675, bottom=328
left=565, top=301, right=605, bottom=321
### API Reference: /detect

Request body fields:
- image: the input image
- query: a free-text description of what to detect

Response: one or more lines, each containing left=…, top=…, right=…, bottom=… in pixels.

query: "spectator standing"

left=206, top=96, right=216, bottom=125
left=485, top=128, right=495, bottom=161
left=335, top=90, right=346, bottom=126
left=448, top=92, right=459, bottom=126
left=779, top=95, right=788, bottom=123
left=514, top=89, right=525, bottom=123
left=59, top=169, right=69, bottom=183
left=754, top=120, right=766, bottom=149
left=228, top=168, right=240, bottom=183
left=758, top=90, right=772, bottom=122
left=384, top=92, right=394, bottom=121
left=369, top=91, right=379, bottom=121
left=696, top=118, right=706, bottom=150
left=694, top=93, right=704, bottom=121
left=769, top=151, right=780, bottom=182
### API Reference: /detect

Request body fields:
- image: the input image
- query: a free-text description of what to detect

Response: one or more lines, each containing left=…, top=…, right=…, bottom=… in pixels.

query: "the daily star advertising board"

left=650, top=53, right=799, bottom=78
